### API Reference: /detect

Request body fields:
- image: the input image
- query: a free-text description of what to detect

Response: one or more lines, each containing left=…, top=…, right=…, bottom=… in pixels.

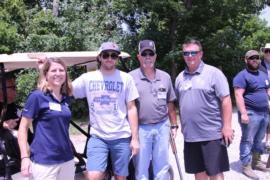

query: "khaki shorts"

left=31, top=160, right=75, bottom=180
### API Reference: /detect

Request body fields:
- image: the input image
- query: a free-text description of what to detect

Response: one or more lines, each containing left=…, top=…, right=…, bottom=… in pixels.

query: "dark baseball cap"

left=138, top=40, right=156, bottom=54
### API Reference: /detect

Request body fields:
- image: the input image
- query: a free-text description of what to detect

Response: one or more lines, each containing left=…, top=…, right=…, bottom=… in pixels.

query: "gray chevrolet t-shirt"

left=175, top=62, right=230, bottom=142
left=129, top=68, right=176, bottom=124
left=72, top=69, right=139, bottom=140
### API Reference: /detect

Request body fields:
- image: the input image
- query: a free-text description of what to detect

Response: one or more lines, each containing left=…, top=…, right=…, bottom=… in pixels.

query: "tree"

left=0, top=0, right=26, bottom=53
left=104, top=0, right=270, bottom=82
left=1, top=0, right=270, bottom=114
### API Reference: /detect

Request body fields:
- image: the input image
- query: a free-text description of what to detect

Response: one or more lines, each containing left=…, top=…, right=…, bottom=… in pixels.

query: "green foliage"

left=0, top=0, right=26, bottom=53
left=15, top=69, right=38, bottom=107
left=0, top=21, right=20, bottom=53
left=22, top=34, right=68, bottom=52
left=1, top=0, right=270, bottom=117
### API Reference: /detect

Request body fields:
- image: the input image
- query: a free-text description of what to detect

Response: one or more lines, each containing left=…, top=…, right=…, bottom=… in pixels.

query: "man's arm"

left=234, top=88, right=249, bottom=124
left=127, top=100, right=139, bottom=156
left=221, top=95, right=233, bottom=146
left=168, top=102, right=178, bottom=138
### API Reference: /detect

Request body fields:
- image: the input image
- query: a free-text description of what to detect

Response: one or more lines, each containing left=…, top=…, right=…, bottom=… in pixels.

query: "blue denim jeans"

left=133, top=119, right=170, bottom=180
left=238, top=110, right=269, bottom=165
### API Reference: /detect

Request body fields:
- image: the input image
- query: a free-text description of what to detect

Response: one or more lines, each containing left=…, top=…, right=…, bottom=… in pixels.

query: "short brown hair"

left=182, top=38, right=203, bottom=51
left=38, top=57, right=72, bottom=96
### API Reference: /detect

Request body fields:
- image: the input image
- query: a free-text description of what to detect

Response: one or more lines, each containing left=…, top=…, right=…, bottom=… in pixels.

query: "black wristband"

left=171, top=125, right=179, bottom=129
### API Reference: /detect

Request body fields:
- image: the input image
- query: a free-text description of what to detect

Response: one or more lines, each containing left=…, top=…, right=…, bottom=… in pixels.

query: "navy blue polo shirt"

left=22, top=90, right=73, bottom=165
left=233, top=69, right=269, bottom=112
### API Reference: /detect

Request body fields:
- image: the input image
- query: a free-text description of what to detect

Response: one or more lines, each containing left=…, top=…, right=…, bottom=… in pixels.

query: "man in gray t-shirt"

left=129, top=40, right=177, bottom=180
left=73, top=42, right=139, bottom=179
left=175, top=38, right=233, bottom=180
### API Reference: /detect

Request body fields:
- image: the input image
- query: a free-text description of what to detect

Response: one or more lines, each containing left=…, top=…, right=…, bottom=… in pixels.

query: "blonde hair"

left=38, top=57, right=72, bottom=96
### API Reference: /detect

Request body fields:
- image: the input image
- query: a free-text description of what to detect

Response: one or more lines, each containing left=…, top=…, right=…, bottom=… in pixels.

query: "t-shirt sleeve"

left=126, top=75, right=139, bottom=102
left=21, top=91, right=40, bottom=120
left=72, top=74, right=86, bottom=99
left=213, top=69, right=230, bottom=98
left=233, top=72, right=246, bottom=89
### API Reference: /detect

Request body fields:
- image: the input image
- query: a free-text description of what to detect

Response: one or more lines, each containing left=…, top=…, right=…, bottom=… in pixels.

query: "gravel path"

left=71, top=109, right=270, bottom=180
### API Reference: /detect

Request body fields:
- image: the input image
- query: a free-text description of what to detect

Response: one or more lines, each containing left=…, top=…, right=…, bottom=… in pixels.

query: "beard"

left=246, top=62, right=259, bottom=71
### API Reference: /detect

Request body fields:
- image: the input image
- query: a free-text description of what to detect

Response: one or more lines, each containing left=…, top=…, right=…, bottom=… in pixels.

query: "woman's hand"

left=20, top=157, right=32, bottom=176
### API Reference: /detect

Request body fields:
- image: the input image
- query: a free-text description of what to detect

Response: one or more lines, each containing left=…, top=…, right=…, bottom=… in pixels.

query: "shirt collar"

left=139, top=68, right=161, bottom=81
left=46, top=90, right=67, bottom=103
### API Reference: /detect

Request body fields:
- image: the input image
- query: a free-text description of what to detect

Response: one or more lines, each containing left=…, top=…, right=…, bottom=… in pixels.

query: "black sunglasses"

left=264, top=49, right=270, bottom=54
left=182, top=51, right=200, bottom=57
left=141, top=51, right=155, bottom=57
left=248, top=55, right=260, bottom=60
left=101, top=52, right=119, bottom=60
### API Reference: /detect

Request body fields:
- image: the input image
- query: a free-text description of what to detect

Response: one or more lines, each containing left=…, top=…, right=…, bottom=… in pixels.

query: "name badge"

left=157, top=87, right=167, bottom=99
left=49, top=102, right=61, bottom=111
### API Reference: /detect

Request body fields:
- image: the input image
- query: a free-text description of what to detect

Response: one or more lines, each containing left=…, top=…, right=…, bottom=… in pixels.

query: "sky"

left=260, top=6, right=270, bottom=26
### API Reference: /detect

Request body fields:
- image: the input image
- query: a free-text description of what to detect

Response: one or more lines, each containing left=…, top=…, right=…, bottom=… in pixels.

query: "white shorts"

left=31, top=160, right=75, bottom=180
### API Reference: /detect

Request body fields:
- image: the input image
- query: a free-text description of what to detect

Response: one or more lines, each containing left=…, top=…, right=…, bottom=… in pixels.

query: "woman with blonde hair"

left=18, top=58, right=75, bottom=179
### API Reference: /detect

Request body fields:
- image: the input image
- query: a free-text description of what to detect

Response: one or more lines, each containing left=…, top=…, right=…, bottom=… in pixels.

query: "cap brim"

left=139, top=47, right=155, bottom=54
left=246, top=54, right=259, bottom=59
left=98, top=49, right=121, bottom=54
left=99, top=49, right=121, bottom=55
left=261, top=47, right=270, bottom=52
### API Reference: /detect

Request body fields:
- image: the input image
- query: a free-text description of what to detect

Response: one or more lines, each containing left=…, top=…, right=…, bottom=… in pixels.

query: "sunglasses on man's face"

left=101, top=52, right=119, bottom=60
left=141, top=51, right=155, bottom=57
left=248, top=55, right=260, bottom=60
left=264, top=49, right=270, bottom=54
left=182, top=51, right=200, bottom=57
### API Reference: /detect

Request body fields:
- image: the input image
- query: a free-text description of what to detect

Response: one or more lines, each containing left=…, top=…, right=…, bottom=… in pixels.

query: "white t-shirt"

left=72, top=69, right=139, bottom=140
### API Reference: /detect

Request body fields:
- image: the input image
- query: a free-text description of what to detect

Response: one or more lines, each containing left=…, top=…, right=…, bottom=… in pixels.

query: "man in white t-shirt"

left=72, top=42, right=140, bottom=180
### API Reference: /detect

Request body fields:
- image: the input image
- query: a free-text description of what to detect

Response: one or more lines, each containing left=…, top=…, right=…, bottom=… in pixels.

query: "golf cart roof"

left=0, top=51, right=130, bottom=72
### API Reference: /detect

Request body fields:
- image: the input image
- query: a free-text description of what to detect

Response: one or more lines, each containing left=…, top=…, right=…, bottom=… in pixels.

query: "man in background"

left=234, top=50, right=270, bottom=179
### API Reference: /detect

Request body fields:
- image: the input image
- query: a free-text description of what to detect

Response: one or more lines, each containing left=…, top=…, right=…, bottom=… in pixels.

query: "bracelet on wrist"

left=171, top=125, right=179, bottom=129
left=21, top=157, right=29, bottom=160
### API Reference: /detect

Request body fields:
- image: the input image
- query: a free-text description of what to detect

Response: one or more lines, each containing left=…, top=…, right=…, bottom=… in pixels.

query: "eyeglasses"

left=248, top=55, right=260, bottom=60
left=264, top=49, right=270, bottom=54
left=141, top=51, right=155, bottom=57
left=101, top=52, right=119, bottom=60
left=182, top=51, right=200, bottom=57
